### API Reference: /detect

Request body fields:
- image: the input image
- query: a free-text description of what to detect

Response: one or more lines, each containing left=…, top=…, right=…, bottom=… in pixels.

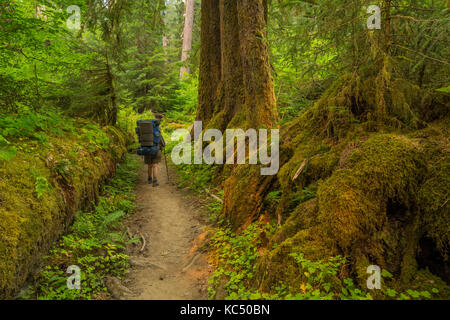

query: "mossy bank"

left=0, top=111, right=128, bottom=298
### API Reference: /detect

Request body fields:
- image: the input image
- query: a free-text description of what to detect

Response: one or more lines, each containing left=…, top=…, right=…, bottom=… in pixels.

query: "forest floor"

left=120, top=157, right=210, bottom=300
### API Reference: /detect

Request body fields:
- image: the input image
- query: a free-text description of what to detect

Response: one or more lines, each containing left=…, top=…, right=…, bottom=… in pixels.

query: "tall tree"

left=196, top=0, right=277, bottom=131
left=180, top=0, right=195, bottom=79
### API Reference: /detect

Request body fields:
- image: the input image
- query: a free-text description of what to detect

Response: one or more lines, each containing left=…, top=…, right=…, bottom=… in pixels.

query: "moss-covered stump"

left=0, top=121, right=127, bottom=299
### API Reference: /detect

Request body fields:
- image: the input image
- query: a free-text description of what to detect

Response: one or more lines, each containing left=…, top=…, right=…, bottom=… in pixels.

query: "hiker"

left=146, top=114, right=166, bottom=187
left=136, top=114, right=166, bottom=187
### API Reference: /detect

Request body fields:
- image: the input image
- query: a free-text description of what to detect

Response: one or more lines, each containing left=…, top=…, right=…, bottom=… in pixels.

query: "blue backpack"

left=136, top=119, right=161, bottom=157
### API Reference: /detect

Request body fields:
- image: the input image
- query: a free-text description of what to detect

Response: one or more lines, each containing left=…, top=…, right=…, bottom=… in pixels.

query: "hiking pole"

left=163, top=147, right=170, bottom=182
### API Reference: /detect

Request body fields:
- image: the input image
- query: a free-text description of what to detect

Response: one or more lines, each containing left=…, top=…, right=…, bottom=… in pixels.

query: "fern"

left=0, top=134, right=17, bottom=162
left=30, top=169, right=52, bottom=199
left=99, top=210, right=126, bottom=235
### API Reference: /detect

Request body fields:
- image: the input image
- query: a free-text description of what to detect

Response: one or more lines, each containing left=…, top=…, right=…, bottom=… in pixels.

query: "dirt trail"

left=121, top=158, right=210, bottom=300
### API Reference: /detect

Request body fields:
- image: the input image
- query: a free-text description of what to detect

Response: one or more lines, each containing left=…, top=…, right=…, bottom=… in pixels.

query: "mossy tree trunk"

left=236, top=0, right=277, bottom=129
left=202, top=0, right=450, bottom=296
left=195, top=0, right=278, bottom=230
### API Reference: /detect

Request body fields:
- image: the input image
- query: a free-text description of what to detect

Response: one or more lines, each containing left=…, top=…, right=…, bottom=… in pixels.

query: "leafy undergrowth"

left=0, top=110, right=113, bottom=162
left=20, top=154, right=141, bottom=300
left=206, top=220, right=440, bottom=300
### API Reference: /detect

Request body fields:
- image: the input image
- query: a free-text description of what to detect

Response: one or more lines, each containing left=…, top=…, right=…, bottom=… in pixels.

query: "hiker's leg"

left=147, top=164, right=153, bottom=183
left=152, top=163, right=159, bottom=186
left=153, top=163, right=158, bottom=178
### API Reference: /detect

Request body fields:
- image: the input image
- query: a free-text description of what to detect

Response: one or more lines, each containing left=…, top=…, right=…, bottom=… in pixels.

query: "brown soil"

left=121, top=158, right=210, bottom=300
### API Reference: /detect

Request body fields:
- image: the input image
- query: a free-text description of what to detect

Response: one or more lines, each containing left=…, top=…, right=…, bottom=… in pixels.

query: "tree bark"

left=237, top=0, right=277, bottom=129
left=196, top=0, right=221, bottom=126
left=180, top=0, right=195, bottom=79
left=196, top=0, right=277, bottom=130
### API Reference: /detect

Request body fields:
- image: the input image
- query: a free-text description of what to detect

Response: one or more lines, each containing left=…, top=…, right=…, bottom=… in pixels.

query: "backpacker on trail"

left=135, top=119, right=162, bottom=157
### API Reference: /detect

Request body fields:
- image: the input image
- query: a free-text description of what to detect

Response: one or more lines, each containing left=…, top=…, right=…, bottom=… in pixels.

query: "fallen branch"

left=139, top=232, right=146, bottom=252
left=292, top=159, right=307, bottom=181
left=182, top=254, right=201, bottom=273
left=205, top=188, right=223, bottom=203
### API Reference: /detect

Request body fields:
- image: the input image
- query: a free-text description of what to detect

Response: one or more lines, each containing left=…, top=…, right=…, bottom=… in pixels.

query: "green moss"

left=317, top=134, right=424, bottom=250
left=406, top=269, right=450, bottom=299
left=270, top=199, right=318, bottom=246
left=418, top=149, right=450, bottom=259
left=255, top=132, right=449, bottom=296
left=208, top=70, right=449, bottom=297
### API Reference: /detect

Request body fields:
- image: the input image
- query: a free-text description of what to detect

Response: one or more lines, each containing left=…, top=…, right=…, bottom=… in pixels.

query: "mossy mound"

left=257, top=127, right=449, bottom=296
left=317, top=134, right=424, bottom=250
left=0, top=121, right=127, bottom=298
left=220, top=75, right=449, bottom=297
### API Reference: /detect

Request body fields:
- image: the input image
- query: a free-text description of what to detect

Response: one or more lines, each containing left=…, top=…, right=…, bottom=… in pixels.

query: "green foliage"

left=168, top=143, right=216, bottom=192
left=165, top=75, right=198, bottom=124
left=207, top=222, right=280, bottom=300
left=0, top=109, right=112, bottom=167
left=269, top=1, right=449, bottom=121
left=79, top=124, right=110, bottom=150
left=288, top=186, right=317, bottom=210
left=31, top=169, right=52, bottom=199
left=0, top=111, right=55, bottom=143
left=27, top=154, right=141, bottom=300
left=266, top=190, right=282, bottom=205
left=0, top=134, right=17, bottom=162
left=436, top=85, right=450, bottom=94
left=285, top=254, right=370, bottom=300
left=210, top=234, right=439, bottom=301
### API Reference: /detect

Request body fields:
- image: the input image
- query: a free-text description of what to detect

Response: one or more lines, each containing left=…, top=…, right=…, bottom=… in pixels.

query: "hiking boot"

left=148, top=176, right=153, bottom=184
left=152, top=179, right=159, bottom=187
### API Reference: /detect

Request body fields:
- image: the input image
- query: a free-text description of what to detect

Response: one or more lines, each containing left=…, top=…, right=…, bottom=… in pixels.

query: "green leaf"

left=381, top=269, right=393, bottom=278
left=0, top=146, right=17, bottom=162
left=386, top=288, right=397, bottom=297
left=436, top=85, right=450, bottom=93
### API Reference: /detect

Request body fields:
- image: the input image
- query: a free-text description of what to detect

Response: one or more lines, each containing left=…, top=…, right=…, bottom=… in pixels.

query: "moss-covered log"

left=0, top=122, right=127, bottom=299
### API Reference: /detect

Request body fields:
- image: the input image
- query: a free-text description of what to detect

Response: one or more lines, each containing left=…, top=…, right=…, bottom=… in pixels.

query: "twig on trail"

left=204, top=188, right=223, bottom=203
left=182, top=254, right=201, bottom=273
left=139, top=232, right=146, bottom=252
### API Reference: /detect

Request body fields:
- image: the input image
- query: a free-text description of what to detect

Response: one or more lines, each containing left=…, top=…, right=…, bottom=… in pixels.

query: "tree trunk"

left=236, top=0, right=277, bottom=129
left=180, top=0, right=195, bottom=79
left=196, top=0, right=221, bottom=126
left=195, top=0, right=278, bottom=231
left=196, top=0, right=277, bottom=130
